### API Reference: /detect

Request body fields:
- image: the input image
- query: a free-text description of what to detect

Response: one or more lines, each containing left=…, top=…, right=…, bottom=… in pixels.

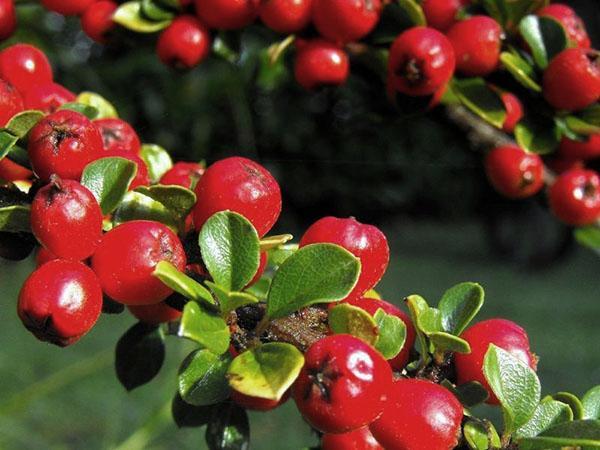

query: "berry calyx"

left=94, top=118, right=142, bottom=155
left=0, top=0, right=16, bottom=41
left=294, top=39, right=350, bottom=90
left=157, top=16, right=211, bottom=69
left=18, top=260, right=103, bottom=346
left=0, top=78, right=23, bottom=127
left=485, top=145, right=544, bottom=199
left=548, top=168, right=600, bottom=226
left=23, top=82, right=76, bottom=113
left=559, top=134, right=600, bottom=161
left=81, top=0, right=117, bottom=43
left=128, top=302, right=182, bottom=324
left=194, top=0, right=258, bottom=30
left=322, top=426, right=383, bottom=450
left=421, top=0, right=469, bottom=32
left=259, top=0, right=312, bottom=34
left=312, top=0, right=382, bottom=44
left=537, top=4, right=590, bottom=49
left=0, top=43, right=53, bottom=94
left=160, top=161, right=205, bottom=188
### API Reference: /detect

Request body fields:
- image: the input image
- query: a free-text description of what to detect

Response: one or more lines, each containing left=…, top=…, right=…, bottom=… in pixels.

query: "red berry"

left=559, top=134, right=600, bottom=161
left=0, top=44, right=53, bottom=94
left=193, top=157, right=281, bottom=237
left=312, top=0, right=381, bottom=44
left=103, top=150, right=151, bottom=189
left=343, top=296, right=415, bottom=370
left=0, top=158, right=32, bottom=181
left=195, top=0, right=258, bottom=30
left=447, top=16, right=502, bottom=76
left=293, top=334, right=393, bottom=433
left=0, top=78, right=23, bottom=127
left=157, top=15, right=211, bottom=69
left=369, top=378, right=463, bottom=450
left=28, top=109, right=104, bottom=181
left=543, top=48, right=600, bottom=111
left=548, top=168, right=600, bottom=226
left=23, top=82, right=76, bottom=113
left=81, top=0, right=117, bottom=43
left=231, top=388, right=290, bottom=411
left=128, top=302, right=182, bottom=324
left=294, top=39, right=349, bottom=90
left=500, top=91, right=523, bottom=133
left=387, top=27, right=455, bottom=97
left=0, top=0, right=16, bottom=41
left=547, top=156, right=583, bottom=175
left=246, top=251, right=267, bottom=287
left=299, top=217, right=389, bottom=298
left=94, top=118, right=142, bottom=155
left=537, top=4, right=590, bottom=49
left=259, top=0, right=312, bottom=34
left=91, top=220, right=187, bottom=305
left=322, top=426, right=383, bottom=450
left=455, top=318, right=536, bottom=405
left=160, top=161, right=205, bottom=188
left=36, top=247, right=59, bottom=267
left=41, top=0, right=95, bottom=15
left=485, top=145, right=544, bottom=199
left=31, top=178, right=103, bottom=261
left=18, top=260, right=103, bottom=346
left=421, top=0, right=469, bottom=32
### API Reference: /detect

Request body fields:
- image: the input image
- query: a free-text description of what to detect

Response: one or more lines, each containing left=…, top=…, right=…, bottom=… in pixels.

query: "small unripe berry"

left=312, top=0, right=381, bottom=44
left=157, top=16, right=211, bottom=69
left=128, top=302, right=182, bottom=324
left=23, top=82, right=76, bottom=113
left=94, top=118, right=141, bottom=155
left=81, top=0, right=117, bottom=43
left=322, top=426, right=383, bottom=450
left=447, top=16, right=502, bottom=76
left=0, top=0, right=16, bottom=41
left=421, top=0, right=469, bottom=32
left=195, top=0, right=258, bottom=30
left=41, top=0, right=96, bottom=16
left=0, top=44, right=53, bottom=94
left=559, top=134, right=600, bottom=161
left=160, top=161, right=205, bottom=188
left=537, top=4, right=590, bottom=49
left=500, top=91, right=523, bottom=134
left=485, top=145, right=544, bottom=199
left=0, top=78, right=23, bottom=127
left=259, top=0, right=312, bottom=34
left=548, top=169, right=600, bottom=226
left=294, top=39, right=349, bottom=90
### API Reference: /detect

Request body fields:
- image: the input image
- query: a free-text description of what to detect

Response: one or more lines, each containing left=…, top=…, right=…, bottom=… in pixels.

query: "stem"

left=111, top=399, right=172, bottom=450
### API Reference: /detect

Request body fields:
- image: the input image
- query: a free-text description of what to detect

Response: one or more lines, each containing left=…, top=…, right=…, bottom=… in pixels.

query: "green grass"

left=0, top=219, right=598, bottom=449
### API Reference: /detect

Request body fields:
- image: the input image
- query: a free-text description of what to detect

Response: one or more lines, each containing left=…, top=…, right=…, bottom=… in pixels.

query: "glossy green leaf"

left=579, top=104, right=600, bottom=127
left=205, top=281, right=259, bottom=317
left=482, top=0, right=549, bottom=29
left=76, top=92, right=118, bottom=119
left=178, top=301, right=230, bottom=354
left=429, top=332, right=471, bottom=353
left=417, top=307, right=443, bottom=334
left=6, top=145, right=30, bottom=169
left=266, top=243, right=360, bottom=319
left=329, top=303, right=379, bottom=345
left=518, top=420, right=600, bottom=449
left=500, top=52, right=542, bottom=92
left=438, top=282, right=484, bottom=336
left=81, top=157, right=137, bottom=215
left=515, top=115, right=560, bottom=154
left=268, top=244, right=297, bottom=267
left=583, top=386, right=600, bottom=420
left=453, top=381, right=490, bottom=407
left=153, top=261, right=216, bottom=306
left=112, top=190, right=178, bottom=229
left=516, top=399, right=574, bottom=438
left=0, top=205, right=30, bottom=233
left=172, top=393, right=215, bottom=428
left=113, top=1, right=172, bottom=32
left=140, top=143, right=173, bottom=183
left=397, top=0, right=426, bottom=26
left=140, top=0, right=175, bottom=20
left=519, top=15, right=568, bottom=69
left=199, top=211, right=261, bottom=292
left=259, top=234, right=293, bottom=251
left=244, top=277, right=271, bottom=301
left=452, top=78, right=507, bottom=129
left=135, top=185, right=196, bottom=223
left=405, top=294, right=431, bottom=360
left=373, top=308, right=406, bottom=359
left=227, top=342, right=304, bottom=401
left=2, top=110, right=44, bottom=138
left=574, top=227, right=600, bottom=251
left=205, top=403, right=249, bottom=450
left=59, top=102, right=99, bottom=120
left=178, top=349, right=231, bottom=406
left=464, top=420, right=501, bottom=450
left=551, top=392, right=584, bottom=420
left=0, top=131, right=18, bottom=160
left=564, top=116, right=600, bottom=136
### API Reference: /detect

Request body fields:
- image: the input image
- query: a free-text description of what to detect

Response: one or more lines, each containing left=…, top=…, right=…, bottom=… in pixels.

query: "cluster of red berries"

left=0, top=0, right=15, bottom=42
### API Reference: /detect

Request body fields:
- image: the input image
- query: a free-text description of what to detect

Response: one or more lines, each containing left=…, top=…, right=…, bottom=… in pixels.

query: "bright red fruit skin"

left=559, top=134, right=600, bottom=160
left=0, top=158, right=32, bottom=181
left=157, top=15, right=211, bottom=69
left=543, top=48, right=600, bottom=111
left=18, top=260, right=103, bottom=346
left=292, top=334, right=393, bottom=433
left=193, top=157, right=281, bottom=237
left=548, top=169, right=600, bottom=226
left=387, top=27, right=455, bottom=97
left=195, top=0, right=258, bottom=29
left=294, top=39, right=349, bottom=90
left=23, top=82, right=76, bottom=113
left=312, top=0, right=381, bottom=44
left=231, top=389, right=289, bottom=411
left=421, top=0, right=469, bottom=32
left=455, top=318, right=536, bottom=405
left=259, top=0, right=312, bottom=34
left=128, top=302, right=182, bottom=324
left=94, top=118, right=142, bottom=155
left=92, top=220, right=187, bottom=305
left=28, top=109, right=104, bottom=181
left=103, top=150, right=150, bottom=189
left=36, top=247, right=59, bottom=267
left=160, top=161, right=205, bottom=188
left=537, top=4, right=590, bottom=49
left=0, top=78, right=23, bottom=127
left=500, top=91, right=523, bottom=133
left=299, top=217, right=389, bottom=298
left=41, top=0, right=95, bottom=15
left=485, top=145, right=544, bottom=199
left=0, top=44, right=53, bottom=94
left=369, top=378, right=463, bottom=450
left=0, top=0, right=16, bottom=41
left=343, top=296, right=415, bottom=370
left=81, top=1, right=117, bottom=44
left=322, top=426, right=383, bottom=450
left=447, top=16, right=502, bottom=76
left=31, top=179, right=103, bottom=261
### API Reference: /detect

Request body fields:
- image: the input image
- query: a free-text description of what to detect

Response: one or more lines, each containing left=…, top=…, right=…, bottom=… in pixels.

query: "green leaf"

left=464, top=420, right=501, bottom=450
left=140, top=143, right=173, bottom=183
left=266, top=243, right=360, bottom=319
left=113, top=1, right=172, bottom=32
left=6, top=145, right=30, bottom=169
left=483, top=345, right=541, bottom=434
left=482, top=0, right=549, bottom=29
left=579, top=104, right=600, bottom=127
left=2, top=110, right=44, bottom=138
left=500, top=51, right=542, bottom=92
left=135, top=185, right=196, bottom=223
left=268, top=244, right=297, bottom=267
left=574, top=227, right=600, bottom=251
left=205, top=281, right=259, bottom=317
left=76, top=92, right=118, bottom=119
left=373, top=308, right=406, bottom=359
left=452, top=78, right=507, bottom=129
left=551, top=392, right=584, bottom=420
left=205, top=403, right=249, bottom=450
left=397, top=0, right=426, bottom=26
left=515, top=115, right=560, bottom=154
left=227, top=342, right=304, bottom=401
left=178, top=301, right=230, bottom=354
left=518, top=420, right=600, bottom=449
left=115, top=323, right=165, bottom=391
left=516, top=399, right=574, bottom=438
left=583, top=386, right=600, bottom=420
left=0, top=205, right=30, bottom=233
left=564, top=116, right=600, bottom=136
left=329, top=304, right=379, bottom=345
left=438, top=282, right=484, bottom=336
left=244, top=277, right=271, bottom=301
left=452, top=381, right=490, bottom=407
left=417, top=307, right=443, bottom=334
left=153, top=261, right=216, bottom=306
left=519, top=15, right=567, bottom=70
left=172, top=393, right=215, bottom=428
left=112, top=190, right=178, bottom=229
left=405, top=294, right=431, bottom=361
left=0, top=131, right=18, bottom=160
left=81, top=157, right=137, bottom=215
left=199, top=211, right=261, bottom=292
left=429, top=332, right=471, bottom=353
left=140, top=0, right=176, bottom=20
left=259, top=234, right=293, bottom=251
left=178, top=349, right=232, bottom=406
left=59, top=102, right=99, bottom=120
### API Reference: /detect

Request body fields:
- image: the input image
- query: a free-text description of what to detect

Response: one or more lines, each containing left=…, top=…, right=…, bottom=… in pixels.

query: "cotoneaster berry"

left=548, top=168, right=600, bottom=226
left=193, top=157, right=281, bottom=237
left=128, top=302, right=182, bottom=324
left=94, top=118, right=142, bottom=155
left=259, top=0, right=312, bottom=34
left=485, top=145, right=544, bottom=199
left=292, top=334, right=392, bottom=433
left=0, top=78, right=23, bottom=127
left=299, top=216, right=389, bottom=298
left=160, top=161, right=205, bottom=188
left=18, top=260, right=103, bottom=346
left=23, top=82, right=76, bottom=113
left=41, top=0, right=96, bottom=16
left=322, top=426, right=383, bottom=450
left=499, top=91, right=523, bottom=134
left=231, top=388, right=289, bottom=411
left=31, top=177, right=103, bottom=261
left=537, top=4, right=590, bottom=49
left=387, top=26, right=455, bottom=97
left=36, top=247, right=59, bottom=267
left=312, top=0, right=382, bottom=44
left=455, top=318, right=536, bottom=404
left=103, top=150, right=150, bottom=189
left=194, top=0, right=258, bottom=30
left=0, top=43, right=53, bottom=94
left=294, top=39, right=349, bottom=90
left=559, top=134, right=600, bottom=161
left=447, top=15, right=503, bottom=76
left=0, top=0, right=16, bottom=41
left=91, top=220, right=187, bottom=305
left=421, top=0, right=469, bottom=32
left=81, top=0, right=117, bottom=44
left=246, top=251, right=267, bottom=287
left=28, top=109, right=104, bottom=181
left=543, top=48, right=600, bottom=111
left=157, top=16, right=211, bottom=69
left=0, top=158, right=32, bottom=182
left=369, top=378, right=463, bottom=450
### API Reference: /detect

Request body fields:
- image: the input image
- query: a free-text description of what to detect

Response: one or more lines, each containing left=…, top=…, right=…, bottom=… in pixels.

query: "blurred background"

left=1, top=2, right=599, bottom=449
